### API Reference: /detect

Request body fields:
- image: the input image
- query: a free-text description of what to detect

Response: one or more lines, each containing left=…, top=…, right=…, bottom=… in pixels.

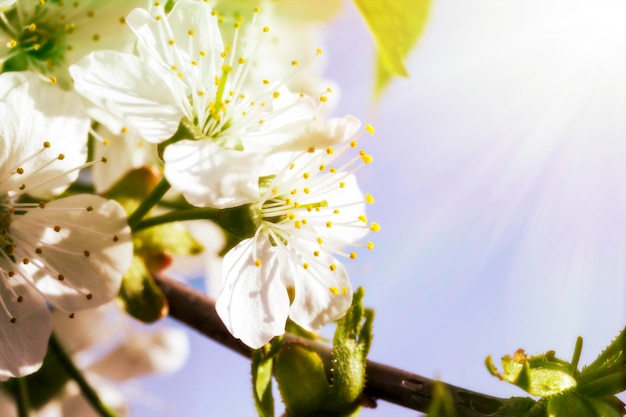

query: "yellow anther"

left=255, top=259, right=262, bottom=267
left=327, top=87, right=333, bottom=93
left=367, top=242, right=374, bottom=250
left=121, top=127, right=128, bottom=134
left=365, top=123, right=375, bottom=135
left=329, top=287, right=339, bottom=295
left=8, top=39, right=17, bottom=48
left=342, top=287, right=348, bottom=295
left=370, top=222, right=381, bottom=232
left=253, top=7, right=260, bottom=12
left=234, top=22, right=241, bottom=29
left=316, top=48, right=323, bottom=55
left=317, top=237, right=323, bottom=244
left=329, top=264, right=337, bottom=271
left=304, top=188, right=310, bottom=194
left=263, top=26, right=270, bottom=32
left=273, top=91, right=280, bottom=99
left=49, top=76, right=57, bottom=85
left=326, top=221, right=332, bottom=228
left=28, top=23, right=36, bottom=31
left=200, top=50, right=206, bottom=57
left=313, top=251, right=320, bottom=257
left=291, top=60, right=299, bottom=66
left=295, top=220, right=302, bottom=229
left=263, top=79, right=269, bottom=85
left=319, top=164, right=326, bottom=171
left=272, top=187, right=279, bottom=195
left=168, top=39, right=175, bottom=45
left=239, top=57, right=246, bottom=64
left=361, top=154, right=374, bottom=164
left=350, top=140, right=358, bottom=148
left=289, top=163, right=295, bottom=170
left=188, top=29, right=195, bottom=35
left=358, top=215, right=368, bottom=223
left=365, top=193, right=374, bottom=204
left=339, top=182, right=345, bottom=188
left=191, top=60, right=198, bottom=66
left=303, top=172, right=310, bottom=179
left=303, top=262, right=309, bottom=270
left=211, top=10, right=218, bottom=16
left=155, top=15, right=162, bottom=21
left=326, top=147, right=334, bottom=155
left=330, top=168, right=337, bottom=173
left=333, top=209, right=340, bottom=214
left=350, top=252, right=357, bottom=259
left=320, top=96, right=328, bottom=102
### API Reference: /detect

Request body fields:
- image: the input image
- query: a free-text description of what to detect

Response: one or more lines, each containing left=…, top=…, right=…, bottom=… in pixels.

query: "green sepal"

left=352, top=0, right=430, bottom=96
left=327, top=287, right=374, bottom=414
left=157, top=117, right=206, bottom=160
left=426, top=381, right=457, bottom=417
left=216, top=204, right=261, bottom=239
left=116, top=255, right=168, bottom=323
left=252, top=337, right=283, bottom=417
left=577, top=326, right=626, bottom=397
left=274, top=343, right=331, bottom=417
left=285, top=319, right=327, bottom=342
left=486, top=349, right=577, bottom=397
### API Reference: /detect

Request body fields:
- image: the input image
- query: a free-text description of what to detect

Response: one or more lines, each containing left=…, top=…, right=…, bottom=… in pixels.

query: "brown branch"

left=154, top=276, right=512, bottom=416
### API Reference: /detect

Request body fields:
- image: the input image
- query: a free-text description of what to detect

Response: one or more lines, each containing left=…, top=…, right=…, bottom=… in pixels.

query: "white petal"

left=279, top=246, right=352, bottom=331
left=87, top=327, right=190, bottom=380
left=70, top=51, right=184, bottom=143
left=216, top=237, right=290, bottom=349
left=11, top=195, right=132, bottom=312
left=0, top=72, right=89, bottom=198
left=272, top=114, right=362, bottom=152
left=0, top=279, right=51, bottom=380
left=164, top=140, right=263, bottom=208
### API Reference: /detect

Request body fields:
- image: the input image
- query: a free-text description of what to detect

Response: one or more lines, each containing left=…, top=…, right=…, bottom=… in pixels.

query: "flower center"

left=0, top=5, right=68, bottom=73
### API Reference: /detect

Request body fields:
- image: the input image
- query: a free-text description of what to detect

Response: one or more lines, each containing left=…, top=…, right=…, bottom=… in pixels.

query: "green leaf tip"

left=352, top=0, right=431, bottom=96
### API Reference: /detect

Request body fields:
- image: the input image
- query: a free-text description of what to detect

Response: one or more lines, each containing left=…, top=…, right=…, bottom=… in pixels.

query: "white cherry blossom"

left=216, top=125, right=379, bottom=348
left=70, top=0, right=357, bottom=208
left=0, top=72, right=132, bottom=379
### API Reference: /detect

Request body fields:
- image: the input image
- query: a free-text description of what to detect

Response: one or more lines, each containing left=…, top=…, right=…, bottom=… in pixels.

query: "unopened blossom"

left=0, top=0, right=143, bottom=86
left=70, top=0, right=358, bottom=208
left=0, top=72, right=132, bottom=379
left=216, top=125, right=379, bottom=348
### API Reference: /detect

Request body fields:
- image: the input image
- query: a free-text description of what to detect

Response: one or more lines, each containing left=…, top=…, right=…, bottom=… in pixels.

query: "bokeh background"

left=131, top=1, right=626, bottom=415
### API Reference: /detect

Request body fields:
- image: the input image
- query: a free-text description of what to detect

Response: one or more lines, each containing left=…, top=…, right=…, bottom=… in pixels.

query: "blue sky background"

left=130, top=2, right=626, bottom=415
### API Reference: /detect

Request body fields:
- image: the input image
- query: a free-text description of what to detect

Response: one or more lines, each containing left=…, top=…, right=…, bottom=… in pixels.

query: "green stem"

left=14, top=377, right=29, bottom=417
left=48, top=334, right=119, bottom=417
left=133, top=207, right=220, bottom=232
left=127, top=178, right=171, bottom=230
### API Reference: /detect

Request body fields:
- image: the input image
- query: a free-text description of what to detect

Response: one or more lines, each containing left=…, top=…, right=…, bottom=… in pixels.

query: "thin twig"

left=153, top=276, right=513, bottom=416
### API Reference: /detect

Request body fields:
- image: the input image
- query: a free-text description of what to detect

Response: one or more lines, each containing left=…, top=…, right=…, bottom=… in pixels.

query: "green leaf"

left=274, top=343, right=331, bottom=417
left=426, top=381, right=457, bottom=417
left=577, top=326, right=626, bottom=397
left=547, top=391, right=622, bottom=417
left=326, top=287, right=374, bottom=414
left=116, top=255, right=168, bottom=323
left=352, top=0, right=430, bottom=96
left=252, top=352, right=274, bottom=417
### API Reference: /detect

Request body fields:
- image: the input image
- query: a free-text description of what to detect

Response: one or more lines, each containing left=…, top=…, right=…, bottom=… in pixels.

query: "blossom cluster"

left=0, top=0, right=378, bottom=413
